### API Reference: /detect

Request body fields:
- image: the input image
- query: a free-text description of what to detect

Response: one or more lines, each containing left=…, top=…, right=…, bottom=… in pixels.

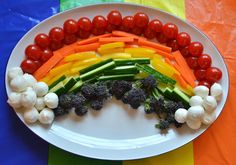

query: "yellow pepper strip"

left=99, top=42, right=125, bottom=50
left=64, top=51, right=97, bottom=62
left=70, top=66, right=87, bottom=75
left=176, top=84, right=194, bottom=96
left=47, top=71, right=70, bottom=86
left=101, top=53, right=132, bottom=60
left=39, top=76, right=51, bottom=84
left=131, top=53, right=154, bottom=59
left=72, top=57, right=102, bottom=68
left=151, top=58, right=175, bottom=77
left=97, top=47, right=124, bottom=55
left=153, top=54, right=163, bottom=59
left=152, top=58, right=180, bottom=76
left=49, top=63, right=72, bottom=77
left=124, top=47, right=156, bottom=54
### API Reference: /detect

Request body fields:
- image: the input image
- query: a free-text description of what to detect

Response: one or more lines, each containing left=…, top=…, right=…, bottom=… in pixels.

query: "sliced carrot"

left=175, top=74, right=188, bottom=88
left=77, top=33, right=111, bottom=45
left=54, top=59, right=66, bottom=67
left=53, top=42, right=77, bottom=57
left=98, top=37, right=134, bottom=44
left=74, top=42, right=100, bottom=52
left=164, top=57, right=172, bottom=65
left=33, top=53, right=63, bottom=80
left=138, top=39, right=172, bottom=53
left=112, top=30, right=140, bottom=39
left=141, top=46, right=174, bottom=59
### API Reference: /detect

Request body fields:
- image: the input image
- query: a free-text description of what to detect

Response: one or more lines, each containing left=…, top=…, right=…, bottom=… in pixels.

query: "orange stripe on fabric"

left=186, top=0, right=236, bottom=165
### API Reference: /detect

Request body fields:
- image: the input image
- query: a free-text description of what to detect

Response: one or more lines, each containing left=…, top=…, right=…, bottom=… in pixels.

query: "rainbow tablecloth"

left=1, top=0, right=235, bottom=164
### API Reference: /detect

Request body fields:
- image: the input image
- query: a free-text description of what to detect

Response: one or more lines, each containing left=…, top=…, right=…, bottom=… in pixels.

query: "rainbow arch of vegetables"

left=7, top=11, right=223, bottom=130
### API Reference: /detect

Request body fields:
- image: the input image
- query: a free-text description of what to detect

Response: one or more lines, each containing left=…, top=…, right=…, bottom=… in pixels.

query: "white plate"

left=5, top=3, right=229, bottom=160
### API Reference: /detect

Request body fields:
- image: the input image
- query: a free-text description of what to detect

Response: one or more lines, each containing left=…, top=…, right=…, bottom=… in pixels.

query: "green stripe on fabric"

left=48, top=145, right=122, bottom=165
left=60, top=0, right=123, bottom=12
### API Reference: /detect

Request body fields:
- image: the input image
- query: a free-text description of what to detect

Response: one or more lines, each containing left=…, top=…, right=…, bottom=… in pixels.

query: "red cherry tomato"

left=167, top=40, right=179, bottom=51
left=78, top=29, right=91, bottom=39
left=20, top=59, right=38, bottom=73
left=106, top=23, right=118, bottom=33
left=34, top=33, right=50, bottom=49
left=198, top=54, right=212, bottom=69
left=41, top=48, right=53, bottom=62
left=188, top=42, right=203, bottom=57
left=148, top=19, right=162, bottom=33
left=34, top=60, right=42, bottom=68
left=176, top=32, right=191, bottom=47
left=186, top=56, right=199, bottom=69
left=92, top=28, right=105, bottom=35
left=180, top=46, right=190, bottom=57
left=63, top=19, right=78, bottom=34
left=107, top=10, right=122, bottom=26
left=133, top=12, right=149, bottom=28
left=198, top=80, right=211, bottom=89
left=25, top=44, right=42, bottom=60
left=92, top=15, right=107, bottom=29
left=122, top=16, right=135, bottom=31
left=64, top=33, right=77, bottom=45
left=49, top=27, right=65, bottom=42
left=78, top=17, right=92, bottom=31
left=144, top=28, right=156, bottom=39
left=50, top=41, right=63, bottom=51
left=206, top=67, right=222, bottom=83
left=162, top=23, right=178, bottom=39
left=131, top=27, right=143, bottom=35
left=194, top=69, right=206, bottom=81
left=156, top=33, right=169, bottom=43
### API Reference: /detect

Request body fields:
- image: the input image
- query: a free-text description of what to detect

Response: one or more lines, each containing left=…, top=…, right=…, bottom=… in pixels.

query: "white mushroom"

left=21, top=90, right=37, bottom=108
left=187, top=106, right=204, bottom=121
left=189, top=95, right=203, bottom=106
left=33, top=82, right=48, bottom=97
left=23, top=107, right=39, bottom=124
left=194, top=86, right=209, bottom=98
left=38, top=108, right=55, bottom=124
left=7, top=92, right=22, bottom=109
left=201, top=112, right=217, bottom=125
left=23, top=73, right=37, bottom=87
left=44, top=93, right=58, bottom=109
left=202, top=96, right=217, bottom=113
left=8, top=67, right=23, bottom=81
left=210, top=83, right=223, bottom=101
left=10, top=76, right=27, bottom=92
left=35, top=97, right=45, bottom=111
left=174, top=108, right=188, bottom=123
left=186, top=118, right=202, bottom=130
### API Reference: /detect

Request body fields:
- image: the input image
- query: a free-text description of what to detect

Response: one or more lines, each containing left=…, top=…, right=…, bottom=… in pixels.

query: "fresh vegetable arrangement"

left=7, top=10, right=223, bottom=131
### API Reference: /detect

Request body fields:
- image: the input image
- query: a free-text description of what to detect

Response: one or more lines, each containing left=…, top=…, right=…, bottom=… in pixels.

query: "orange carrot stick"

left=54, top=59, right=66, bottom=67
left=33, top=53, right=63, bottom=80
left=141, top=46, right=174, bottom=59
left=53, top=42, right=77, bottom=57
left=98, top=37, right=134, bottom=44
left=77, top=33, right=111, bottom=45
left=111, top=30, right=147, bottom=41
left=74, top=42, right=100, bottom=52
left=175, top=74, right=188, bottom=88
left=138, top=39, right=172, bottom=53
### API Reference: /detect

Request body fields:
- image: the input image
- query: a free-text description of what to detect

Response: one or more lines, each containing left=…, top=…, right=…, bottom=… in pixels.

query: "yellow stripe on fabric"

left=123, top=1, right=194, bottom=165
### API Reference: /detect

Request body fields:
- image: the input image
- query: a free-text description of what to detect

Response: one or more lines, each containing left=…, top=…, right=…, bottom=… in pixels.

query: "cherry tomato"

left=78, top=29, right=91, bottom=39
left=167, top=40, right=179, bottom=51
left=34, top=33, right=50, bottom=49
left=188, top=42, right=203, bottom=57
left=64, top=33, right=77, bottom=45
left=198, top=54, right=212, bottom=69
left=41, top=48, right=53, bottom=62
left=49, top=27, right=65, bottom=42
left=50, top=41, right=63, bottom=51
left=186, top=56, right=199, bottom=69
left=162, top=23, right=178, bottom=39
left=194, top=69, right=206, bottom=81
left=206, top=67, right=222, bottom=83
left=180, top=46, right=190, bottom=57
left=92, top=28, right=105, bottom=36
left=133, top=12, right=149, bottom=28
left=25, top=44, right=42, bottom=60
left=34, top=60, right=42, bottom=68
left=144, top=28, right=156, bottom=39
left=63, top=19, right=78, bottom=34
left=198, top=80, right=211, bottom=89
left=20, top=59, right=38, bottom=73
left=106, top=23, right=118, bottom=33
left=78, top=17, right=92, bottom=31
left=122, top=16, right=135, bottom=31
left=148, top=19, right=162, bottom=33
left=107, top=10, right=122, bottom=26
left=176, top=32, right=191, bottom=47
left=92, top=15, right=107, bottom=29
left=156, top=33, right=169, bottom=43
left=131, top=27, right=143, bottom=35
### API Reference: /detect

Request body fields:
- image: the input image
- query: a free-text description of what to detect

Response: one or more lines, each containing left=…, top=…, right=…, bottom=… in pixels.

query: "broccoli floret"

left=90, top=99, right=103, bottom=110
left=165, top=101, right=185, bottom=114
left=74, top=106, right=88, bottom=116
left=140, top=75, right=157, bottom=91
left=53, top=106, right=69, bottom=117
left=81, top=84, right=96, bottom=100
left=71, top=93, right=86, bottom=109
left=110, top=80, right=132, bottom=99
left=59, top=94, right=74, bottom=109
left=144, top=96, right=156, bottom=114
left=155, top=97, right=166, bottom=113
left=94, top=83, right=110, bottom=100
left=123, top=88, right=146, bottom=109
left=155, top=120, right=170, bottom=130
